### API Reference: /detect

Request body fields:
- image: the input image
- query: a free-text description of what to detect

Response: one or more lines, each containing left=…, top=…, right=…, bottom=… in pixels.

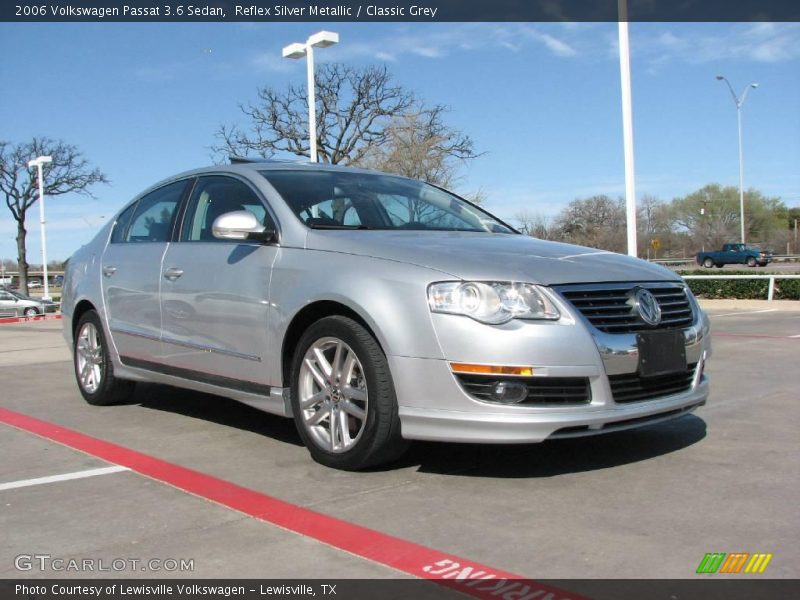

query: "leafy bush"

left=676, top=270, right=800, bottom=300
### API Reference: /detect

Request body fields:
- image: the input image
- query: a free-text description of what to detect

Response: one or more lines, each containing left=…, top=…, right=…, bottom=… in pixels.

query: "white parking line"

left=712, top=309, right=778, bottom=318
left=0, top=466, right=129, bottom=491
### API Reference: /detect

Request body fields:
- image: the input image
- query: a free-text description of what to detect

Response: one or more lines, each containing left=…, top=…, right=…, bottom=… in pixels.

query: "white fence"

left=681, top=274, right=800, bottom=301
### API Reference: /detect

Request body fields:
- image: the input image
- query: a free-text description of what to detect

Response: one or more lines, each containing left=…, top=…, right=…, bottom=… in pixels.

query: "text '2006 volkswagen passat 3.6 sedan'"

left=62, top=160, right=711, bottom=470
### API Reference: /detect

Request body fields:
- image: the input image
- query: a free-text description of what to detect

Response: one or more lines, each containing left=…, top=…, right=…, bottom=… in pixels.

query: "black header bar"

left=5, top=1, right=800, bottom=23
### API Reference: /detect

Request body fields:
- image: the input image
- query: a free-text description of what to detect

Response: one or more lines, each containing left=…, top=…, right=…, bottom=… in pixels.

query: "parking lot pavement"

left=0, top=422, right=405, bottom=580
left=0, top=320, right=70, bottom=367
left=1, top=311, right=798, bottom=581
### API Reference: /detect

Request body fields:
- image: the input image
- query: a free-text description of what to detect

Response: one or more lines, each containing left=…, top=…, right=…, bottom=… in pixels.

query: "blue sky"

left=1, top=21, right=799, bottom=261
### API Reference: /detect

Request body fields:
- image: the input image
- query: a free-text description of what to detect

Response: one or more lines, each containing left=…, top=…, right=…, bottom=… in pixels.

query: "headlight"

left=428, top=281, right=560, bottom=324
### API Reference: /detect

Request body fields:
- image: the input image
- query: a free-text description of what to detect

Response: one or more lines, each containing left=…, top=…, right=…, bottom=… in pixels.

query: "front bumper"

left=392, top=285, right=711, bottom=443
left=393, top=353, right=708, bottom=443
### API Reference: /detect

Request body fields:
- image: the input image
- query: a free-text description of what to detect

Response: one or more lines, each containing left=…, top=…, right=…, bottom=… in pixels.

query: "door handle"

left=163, top=267, right=184, bottom=281
left=102, top=266, right=117, bottom=277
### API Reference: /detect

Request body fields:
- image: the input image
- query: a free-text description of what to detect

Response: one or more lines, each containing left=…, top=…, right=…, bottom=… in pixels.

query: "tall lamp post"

left=27, top=155, right=53, bottom=301
left=282, top=31, right=340, bottom=163
left=716, top=75, right=758, bottom=244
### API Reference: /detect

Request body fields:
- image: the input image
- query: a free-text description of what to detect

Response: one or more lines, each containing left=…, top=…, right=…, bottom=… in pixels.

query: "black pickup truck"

left=696, top=243, right=773, bottom=268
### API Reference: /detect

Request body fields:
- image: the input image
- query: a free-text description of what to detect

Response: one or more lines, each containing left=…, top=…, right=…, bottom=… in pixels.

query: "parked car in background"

left=0, top=287, right=58, bottom=317
left=62, top=160, right=711, bottom=470
left=696, top=243, right=772, bottom=268
left=28, top=279, right=42, bottom=288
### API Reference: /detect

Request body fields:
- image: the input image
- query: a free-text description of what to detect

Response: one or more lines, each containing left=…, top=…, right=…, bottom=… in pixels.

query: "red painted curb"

left=0, top=407, right=583, bottom=600
left=0, top=314, right=62, bottom=325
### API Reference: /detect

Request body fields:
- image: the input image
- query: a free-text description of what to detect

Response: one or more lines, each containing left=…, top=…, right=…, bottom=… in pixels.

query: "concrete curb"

left=698, top=299, right=800, bottom=311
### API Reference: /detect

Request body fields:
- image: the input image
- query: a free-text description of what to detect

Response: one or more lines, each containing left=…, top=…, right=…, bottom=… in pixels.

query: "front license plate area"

left=637, top=330, right=687, bottom=377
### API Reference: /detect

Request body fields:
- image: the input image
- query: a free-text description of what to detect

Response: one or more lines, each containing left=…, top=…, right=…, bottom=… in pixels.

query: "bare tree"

left=0, top=138, right=107, bottom=294
left=515, top=209, right=561, bottom=240
left=555, top=195, right=627, bottom=252
left=216, top=63, right=481, bottom=191
left=359, top=105, right=479, bottom=187
left=216, top=63, right=415, bottom=165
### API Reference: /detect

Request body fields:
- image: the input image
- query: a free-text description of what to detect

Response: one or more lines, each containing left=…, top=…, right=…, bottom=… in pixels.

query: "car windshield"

left=260, top=170, right=515, bottom=234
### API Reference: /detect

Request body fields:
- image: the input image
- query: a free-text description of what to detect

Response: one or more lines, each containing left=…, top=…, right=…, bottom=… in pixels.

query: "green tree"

left=669, top=184, right=786, bottom=251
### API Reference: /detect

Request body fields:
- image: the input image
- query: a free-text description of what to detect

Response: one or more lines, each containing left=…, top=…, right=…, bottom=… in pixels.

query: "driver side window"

left=181, top=176, right=273, bottom=242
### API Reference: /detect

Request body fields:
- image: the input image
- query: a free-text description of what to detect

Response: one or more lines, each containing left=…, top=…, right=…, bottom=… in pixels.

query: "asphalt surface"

left=1, top=310, right=798, bottom=582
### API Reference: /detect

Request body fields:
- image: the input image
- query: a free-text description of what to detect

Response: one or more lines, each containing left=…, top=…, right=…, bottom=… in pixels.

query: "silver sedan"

left=61, top=161, right=711, bottom=470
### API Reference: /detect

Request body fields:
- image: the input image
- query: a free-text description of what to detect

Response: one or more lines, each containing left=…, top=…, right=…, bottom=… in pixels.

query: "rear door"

left=101, top=179, right=190, bottom=363
left=158, top=174, right=279, bottom=390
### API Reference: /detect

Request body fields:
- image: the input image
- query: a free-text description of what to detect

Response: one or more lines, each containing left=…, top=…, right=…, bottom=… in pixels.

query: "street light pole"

left=617, top=0, right=638, bottom=258
left=716, top=76, right=758, bottom=244
left=282, top=31, right=340, bottom=163
left=27, top=155, right=53, bottom=301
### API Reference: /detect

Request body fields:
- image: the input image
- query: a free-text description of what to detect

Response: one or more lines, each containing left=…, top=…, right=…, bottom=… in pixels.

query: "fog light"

left=491, top=380, right=528, bottom=404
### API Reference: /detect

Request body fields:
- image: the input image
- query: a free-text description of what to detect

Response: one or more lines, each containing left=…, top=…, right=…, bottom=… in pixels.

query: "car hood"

left=305, top=231, right=680, bottom=285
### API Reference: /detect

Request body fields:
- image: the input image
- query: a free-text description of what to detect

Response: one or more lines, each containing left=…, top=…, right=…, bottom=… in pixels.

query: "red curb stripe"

left=0, top=314, right=62, bottom=324
left=0, top=407, right=584, bottom=600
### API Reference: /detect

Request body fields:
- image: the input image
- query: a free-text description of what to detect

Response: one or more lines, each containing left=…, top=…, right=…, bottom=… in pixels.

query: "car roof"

left=164, top=158, right=396, bottom=183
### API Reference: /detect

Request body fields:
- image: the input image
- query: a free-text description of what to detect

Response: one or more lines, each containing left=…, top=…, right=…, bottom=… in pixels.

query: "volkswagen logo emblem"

left=633, top=288, right=662, bottom=326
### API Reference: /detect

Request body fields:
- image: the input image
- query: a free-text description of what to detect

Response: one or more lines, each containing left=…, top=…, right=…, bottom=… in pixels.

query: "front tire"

left=290, top=316, right=408, bottom=470
left=74, top=310, right=135, bottom=406
left=23, top=307, right=39, bottom=317
left=746, top=256, right=757, bottom=267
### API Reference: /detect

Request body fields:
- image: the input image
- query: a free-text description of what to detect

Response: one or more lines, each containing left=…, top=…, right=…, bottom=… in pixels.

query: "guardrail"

left=682, top=274, right=800, bottom=301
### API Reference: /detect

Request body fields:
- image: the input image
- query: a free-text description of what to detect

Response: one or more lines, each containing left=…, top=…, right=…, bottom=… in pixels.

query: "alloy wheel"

left=76, top=322, right=104, bottom=394
left=298, top=337, right=368, bottom=453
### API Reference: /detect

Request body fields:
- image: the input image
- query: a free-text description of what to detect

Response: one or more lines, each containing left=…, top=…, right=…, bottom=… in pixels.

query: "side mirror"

left=212, top=210, right=277, bottom=243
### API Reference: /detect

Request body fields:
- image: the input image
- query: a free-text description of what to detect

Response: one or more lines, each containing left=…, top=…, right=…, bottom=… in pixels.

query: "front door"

left=159, top=175, right=279, bottom=391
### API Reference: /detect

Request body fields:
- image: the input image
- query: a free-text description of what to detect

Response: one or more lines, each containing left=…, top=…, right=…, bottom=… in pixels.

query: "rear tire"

left=73, top=310, right=135, bottom=406
left=23, top=307, right=39, bottom=317
left=290, top=316, right=408, bottom=470
left=703, top=257, right=714, bottom=268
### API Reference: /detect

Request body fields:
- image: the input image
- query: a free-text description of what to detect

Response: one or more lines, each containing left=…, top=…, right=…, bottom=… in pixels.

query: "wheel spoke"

left=306, top=405, right=330, bottom=426
left=80, top=363, right=92, bottom=387
left=304, top=358, right=328, bottom=389
left=341, top=353, right=356, bottom=384
left=331, top=342, right=344, bottom=382
left=338, top=409, right=351, bottom=445
left=300, top=389, right=327, bottom=410
left=313, top=347, right=333, bottom=379
left=342, top=385, right=366, bottom=403
left=341, top=399, right=366, bottom=420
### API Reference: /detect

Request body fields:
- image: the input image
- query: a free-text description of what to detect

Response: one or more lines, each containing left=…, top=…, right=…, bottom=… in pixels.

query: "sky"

left=1, top=21, right=799, bottom=261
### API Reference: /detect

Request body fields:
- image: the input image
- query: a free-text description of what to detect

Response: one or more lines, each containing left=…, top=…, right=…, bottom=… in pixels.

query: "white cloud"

left=634, top=23, right=800, bottom=66
left=306, top=23, right=583, bottom=65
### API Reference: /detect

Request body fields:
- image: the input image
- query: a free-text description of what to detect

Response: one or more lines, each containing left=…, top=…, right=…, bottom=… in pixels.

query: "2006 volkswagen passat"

left=62, top=161, right=711, bottom=470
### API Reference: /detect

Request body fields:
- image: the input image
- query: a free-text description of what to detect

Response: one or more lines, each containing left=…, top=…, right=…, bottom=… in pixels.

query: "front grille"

left=455, top=374, right=591, bottom=406
left=609, top=363, right=697, bottom=403
left=557, top=283, right=694, bottom=334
